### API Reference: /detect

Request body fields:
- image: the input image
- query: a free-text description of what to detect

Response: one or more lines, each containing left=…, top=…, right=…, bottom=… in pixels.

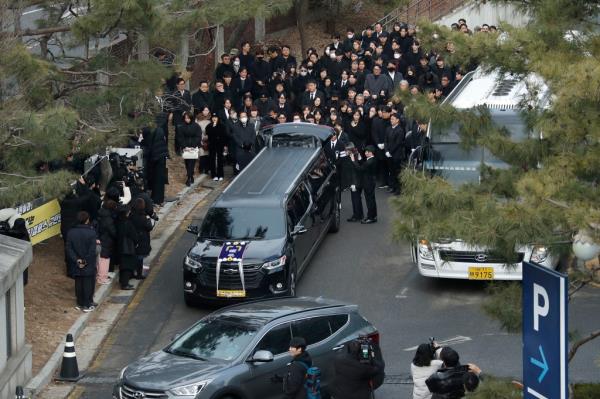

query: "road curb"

left=25, top=175, right=211, bottom=397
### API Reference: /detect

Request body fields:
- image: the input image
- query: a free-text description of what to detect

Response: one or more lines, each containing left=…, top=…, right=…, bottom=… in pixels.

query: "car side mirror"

left=187, top=225, right=199, bottom=235
left=291, top=225, right=307, bottom=237
left=249, top=350, right=274, bottom=363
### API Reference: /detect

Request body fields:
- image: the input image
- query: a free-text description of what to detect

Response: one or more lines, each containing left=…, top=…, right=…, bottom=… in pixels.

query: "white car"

left=412, top=239, right=557, bottom=280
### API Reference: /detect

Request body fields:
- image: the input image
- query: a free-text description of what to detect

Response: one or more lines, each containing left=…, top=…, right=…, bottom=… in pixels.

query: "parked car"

left=113, top=296, right=383, bottom=399
left=183, top=126, right=340, bottom=305
left=412, top=67, right=558, bottom=280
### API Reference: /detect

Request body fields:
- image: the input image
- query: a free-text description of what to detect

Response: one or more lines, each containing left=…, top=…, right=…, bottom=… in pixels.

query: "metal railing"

left=377, top=0, right=468, bottom=31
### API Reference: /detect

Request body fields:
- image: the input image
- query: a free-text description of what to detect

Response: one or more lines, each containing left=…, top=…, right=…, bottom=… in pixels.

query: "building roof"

left=0, top=235, right=32, bottom=295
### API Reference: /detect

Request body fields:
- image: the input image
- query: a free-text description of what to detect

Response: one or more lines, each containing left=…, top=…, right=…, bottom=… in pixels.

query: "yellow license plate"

left=468, top=267, right=494, bottom=280
left=216, top=289, right=246, bottom=298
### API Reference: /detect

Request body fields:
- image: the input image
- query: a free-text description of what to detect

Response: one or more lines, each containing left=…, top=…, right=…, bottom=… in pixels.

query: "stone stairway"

left=377, top=0, right=468, bottom=30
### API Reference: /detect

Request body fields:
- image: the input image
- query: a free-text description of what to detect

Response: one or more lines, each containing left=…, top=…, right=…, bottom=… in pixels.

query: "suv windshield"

left=166, top=317, right=258, bottom=361
left=200, top=207, right=285, bottom=240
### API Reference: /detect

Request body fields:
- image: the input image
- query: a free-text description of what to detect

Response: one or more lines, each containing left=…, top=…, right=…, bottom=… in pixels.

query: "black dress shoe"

left=121, top=285, right=135, bottom=290
left=347, top=217, right=361, bottom=222
left=185, top=178, right=191, bottom=187
left=134, top=274, right=146, bottom=280
left=361, top=218, right=377, bottom=224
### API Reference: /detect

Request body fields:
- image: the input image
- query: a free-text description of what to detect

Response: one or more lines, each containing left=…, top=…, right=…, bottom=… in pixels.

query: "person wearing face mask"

left=251, top=49, right=271, bottom=86
left=386, top=61, right=403, bottom=90
left=293, top=64, right=311, bottom=101
left=231, top=111, right=256, bottom=173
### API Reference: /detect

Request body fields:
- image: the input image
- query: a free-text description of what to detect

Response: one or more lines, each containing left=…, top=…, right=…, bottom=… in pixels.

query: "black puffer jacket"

left=283, top=351, right=312, bottom=399
left=97, top=207, right=117, bottom=258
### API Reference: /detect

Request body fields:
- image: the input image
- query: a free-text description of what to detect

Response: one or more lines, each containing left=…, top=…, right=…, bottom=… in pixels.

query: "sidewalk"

left=25, top=174, right=224, bottom=398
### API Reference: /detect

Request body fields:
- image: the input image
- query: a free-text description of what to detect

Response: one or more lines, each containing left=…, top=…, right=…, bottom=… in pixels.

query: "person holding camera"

left=330, top=338, right=385, bottom=399
left=425, top=347, right=482, bottom=399
left=411, top=341, right=444, bottom=399
left=66, top=211, right=98, bottom=312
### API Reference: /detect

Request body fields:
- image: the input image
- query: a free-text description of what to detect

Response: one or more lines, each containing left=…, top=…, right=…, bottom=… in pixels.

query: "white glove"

left=385, top=151, right=392, bottom=158
left=350, top=185, right=356, bottom=192
left=377, top=143, right=385, bottom=150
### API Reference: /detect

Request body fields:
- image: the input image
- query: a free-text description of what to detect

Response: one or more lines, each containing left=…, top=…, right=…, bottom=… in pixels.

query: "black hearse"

left=183, top=124, right=340, bottom=305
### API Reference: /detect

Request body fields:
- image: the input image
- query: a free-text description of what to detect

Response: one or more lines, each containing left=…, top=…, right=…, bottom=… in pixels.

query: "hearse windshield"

left=200, top=207, right=285, bottom=240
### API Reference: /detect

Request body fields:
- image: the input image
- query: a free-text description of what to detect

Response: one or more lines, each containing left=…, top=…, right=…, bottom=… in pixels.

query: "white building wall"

left=436, top=1, right=530, bottom=28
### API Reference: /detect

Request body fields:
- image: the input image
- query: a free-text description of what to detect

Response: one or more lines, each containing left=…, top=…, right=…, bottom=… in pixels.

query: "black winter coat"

left=385, top=124, right=407, bottom=161
left=97, top=207, right=117, bottom=258
left=177, top=122, right=201, bottom=150
left=283, top=351, right=312, bottom=399
left=205, top=122, right=228, bottom=151
left=66, top=224, right=97, bottom=277
left=330, top=352, right=385, bottom=399
left=117, top=218, right=139, bottom=271
left=130, top=210, right=153, bottom=256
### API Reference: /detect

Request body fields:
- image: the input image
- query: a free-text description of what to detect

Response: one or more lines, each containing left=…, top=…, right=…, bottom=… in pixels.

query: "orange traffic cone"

left=55, top=333, right=83, bottom=381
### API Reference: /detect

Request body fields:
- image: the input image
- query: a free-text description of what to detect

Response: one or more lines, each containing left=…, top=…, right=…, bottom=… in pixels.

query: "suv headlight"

left=169, top=379, right=212, bottom=396
left=184, top=255, right=203, bottom=270
left=530, top=246, right=548, bottom=263
left=262, top=255, right=287, bottom=272
left=418, top=240, right=434, bottom=261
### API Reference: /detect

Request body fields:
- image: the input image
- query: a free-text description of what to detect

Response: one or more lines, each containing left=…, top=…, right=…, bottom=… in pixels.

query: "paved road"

left=73, top=188, right=600, bottom=398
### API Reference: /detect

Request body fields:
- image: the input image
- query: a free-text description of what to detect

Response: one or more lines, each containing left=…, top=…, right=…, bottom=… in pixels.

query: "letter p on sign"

left=533, top=283, right=549, bottom=331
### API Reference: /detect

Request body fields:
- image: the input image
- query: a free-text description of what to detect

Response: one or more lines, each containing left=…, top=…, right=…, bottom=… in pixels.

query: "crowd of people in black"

left=159, top=18, right=491, bottom=200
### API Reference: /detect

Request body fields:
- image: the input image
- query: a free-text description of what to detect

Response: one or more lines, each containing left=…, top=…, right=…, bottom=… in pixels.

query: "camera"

left=357, top=335, right=375, bottom=364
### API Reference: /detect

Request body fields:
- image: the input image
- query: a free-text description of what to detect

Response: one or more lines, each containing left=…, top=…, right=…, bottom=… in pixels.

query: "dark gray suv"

left=113, top=297, right=381, bottom=399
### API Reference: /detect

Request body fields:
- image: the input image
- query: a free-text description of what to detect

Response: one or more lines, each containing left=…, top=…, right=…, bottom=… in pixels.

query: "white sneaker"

left=213, top=177, right=218, bottom=181
left=83, top=306, right=95, bottom=313
left=218, top=177, right=223, bottom=181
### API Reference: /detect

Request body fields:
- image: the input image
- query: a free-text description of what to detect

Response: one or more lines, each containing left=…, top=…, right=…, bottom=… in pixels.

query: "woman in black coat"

left=348, top=110, right=369, bottom=152
left=97, top=199, right=118, bottom=285
left=205, top=113, right=228, bottom=181
left=178, top=111, right=202, bottom=186
left=116, top=206, right=139, bottom=290
left=130, top=197, right=153, bottom=279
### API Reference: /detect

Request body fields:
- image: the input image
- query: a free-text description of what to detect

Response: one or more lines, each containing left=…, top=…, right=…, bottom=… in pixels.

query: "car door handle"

left=332, top=345, right=344, bottom=351
left=271, top=374, right=284, bottom=383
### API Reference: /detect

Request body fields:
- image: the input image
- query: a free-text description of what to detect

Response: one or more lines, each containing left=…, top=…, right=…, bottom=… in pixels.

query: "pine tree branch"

left=0, top=26, right=71, bottom=38
left=60, top=69, right=135, bottom=79
left=568, top=329, right=600, bottom=362
left=77, top=118, right=117, bottom=133
left=0, top=172, right=42, bottom=180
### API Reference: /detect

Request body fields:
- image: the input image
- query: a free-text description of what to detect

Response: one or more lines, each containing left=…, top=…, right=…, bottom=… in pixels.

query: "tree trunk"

left=225, top=20, right=249, bottom=53
left=294, top=0, right=308, bottom=58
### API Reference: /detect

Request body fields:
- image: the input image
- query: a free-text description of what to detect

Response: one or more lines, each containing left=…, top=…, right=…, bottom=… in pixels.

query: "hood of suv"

left=124, top=350, right=226, bottom=390
left=188, top=238, right=287, bottom=264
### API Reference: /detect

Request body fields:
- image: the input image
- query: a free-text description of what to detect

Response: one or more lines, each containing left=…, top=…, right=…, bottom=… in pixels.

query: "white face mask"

left=240, top=117, right=248, bottom=124
left=347, top=34, right=353, bottom=39
left=394, top=53, right=401, bottom=59
left=330, top=52, right=337, bottom=59
left=233, top=60, right=240, bottom=66
left=300, top=71, right=307, bottom=76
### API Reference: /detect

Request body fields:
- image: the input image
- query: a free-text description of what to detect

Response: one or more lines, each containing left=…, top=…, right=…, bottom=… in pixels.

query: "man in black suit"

left=324, top=126, right=347, bottom=163
left=300, top=79, right=325, bottom=107
left=169, top=78, right=192, bottom=154
left=384, top=113, right=406, bottom=195
left=350, top=145, right=378, bottom=224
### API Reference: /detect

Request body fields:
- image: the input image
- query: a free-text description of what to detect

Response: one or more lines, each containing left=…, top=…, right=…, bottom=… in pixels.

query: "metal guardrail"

left=377, top=0, right=468, bottom=31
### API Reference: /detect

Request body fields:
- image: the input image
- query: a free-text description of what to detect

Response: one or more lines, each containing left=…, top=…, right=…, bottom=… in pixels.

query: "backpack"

left=298, top=361, right=321, bottom=399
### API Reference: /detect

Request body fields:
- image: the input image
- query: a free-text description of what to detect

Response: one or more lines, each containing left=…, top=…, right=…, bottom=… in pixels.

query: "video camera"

left=357, top=335, right=375, bottom=364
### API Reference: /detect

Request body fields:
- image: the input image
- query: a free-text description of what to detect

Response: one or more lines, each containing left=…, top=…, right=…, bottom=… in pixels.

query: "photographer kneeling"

left=330, top=337, right=385, bottom=399
left=425, top=347, right=482, bottom=399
